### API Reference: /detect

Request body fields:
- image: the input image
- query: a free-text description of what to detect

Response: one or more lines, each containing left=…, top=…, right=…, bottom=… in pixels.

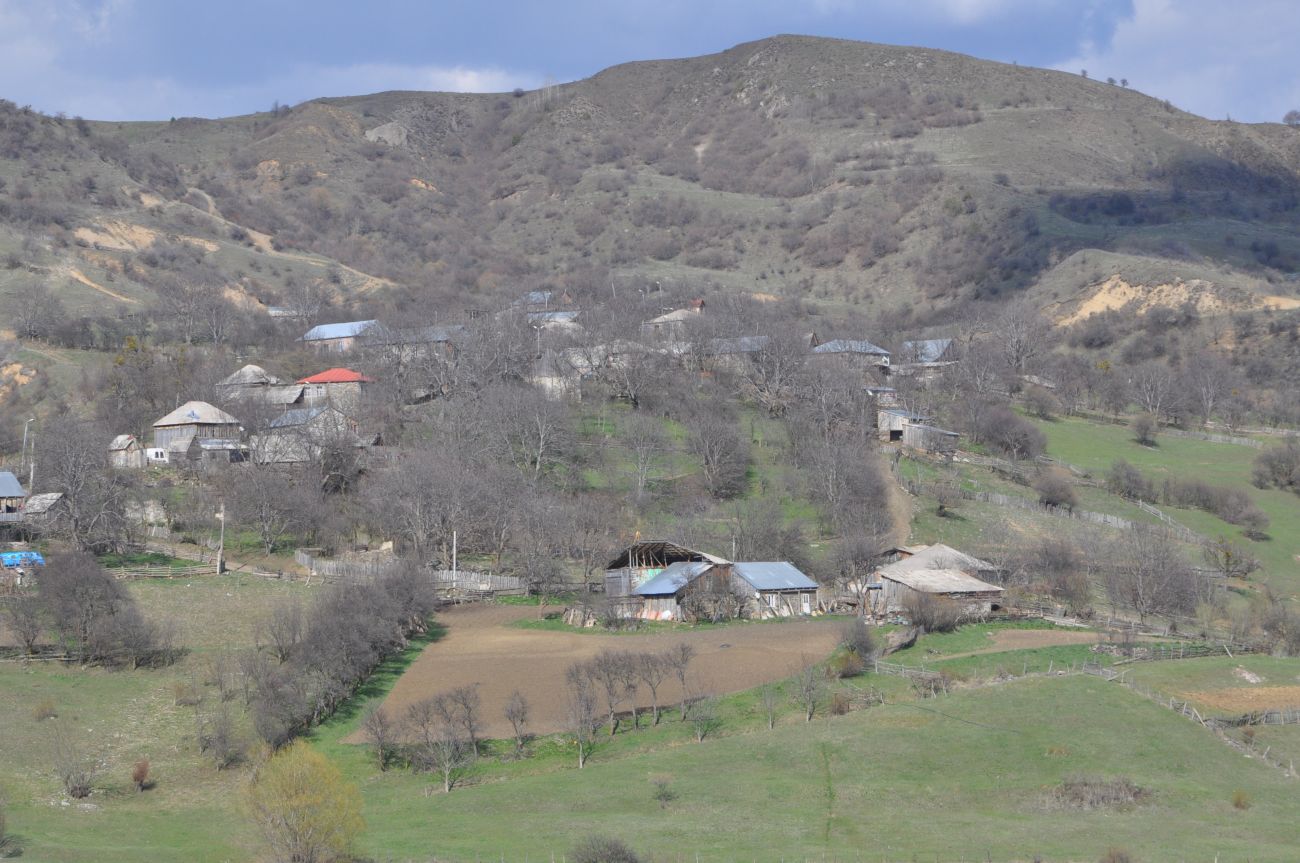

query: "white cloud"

left=810, top=0, right=1034, bottom=24
left=1055, top=0, right=1300, bottom=122
left=0, top=0, right=539, bottom=120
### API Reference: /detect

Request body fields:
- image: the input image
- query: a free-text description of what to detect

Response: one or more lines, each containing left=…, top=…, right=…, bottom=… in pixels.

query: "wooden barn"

left=902, top=422, right=960, bottom=455
left=150, top=402, right=242, bottom=456
left=603, top=540, right=727, bottom=597
left=874, top=544, right=1004, bottom=615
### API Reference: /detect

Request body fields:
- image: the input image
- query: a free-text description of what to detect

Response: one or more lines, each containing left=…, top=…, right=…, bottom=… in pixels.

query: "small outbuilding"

left=874, top=543, right=1004, bottom=616
left=299, top=320, right=378, bottom=353
left=630, top=559, right=818, bottom=622
left=902, top=423, right=960, bottom=455
left=604, top=540, right=727, bottom=597
left=108, top=434, right=147, bottom=469
left=0, top=471, right=26, bottom=523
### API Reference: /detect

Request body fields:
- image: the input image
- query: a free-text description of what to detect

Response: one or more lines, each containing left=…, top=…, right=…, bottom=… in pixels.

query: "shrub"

left=839, top=617, right=878, bottom=659
left=902, top=592, right=963, bottom=633
left=570, top=835, right=643, bottom=863
left=827, top=651, right=866, bottom=679
left=32, top=698, right=57, bottom=721
left=1132, top=413, right=1158, bottom=446
left=1033, top=470, right=1078, bottom=510
left=829, top=691, right=852, bottom=715
left=1232, top=789, right=1252, bottom=810
left=650, top=778, right=677, bottom=808
left=1050, top=775, right=1150, bottom=810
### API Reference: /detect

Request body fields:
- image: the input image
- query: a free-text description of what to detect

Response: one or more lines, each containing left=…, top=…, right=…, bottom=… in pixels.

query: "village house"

left=20, top=492, right=65, bottom=531
left=877, top=408, right=929, bottom=442
left=108, top=434, right=147, bottom=469
left=148, top=402, right=242, bottom=464
left=895, top=338, right=959, bottom=381
left=0, top=471, right=26, bottom=524
left=810, top=338, right=891, bottom=371
left=603, top=540, right=817, bottom=622
left=874, top=544, right=1004, bottom=616
left=630, top=560, right=819, bottom=622
left=513, top=289, right=574, bottom=311
left=641, top=299, right=705, bottom=339
left=216, top=364, right=307, bottom=409
left=299, top=319, right=378, bottom=353
left=250, top=405, right=365, bottom=464
left=297, top=368, right=374, bottom=411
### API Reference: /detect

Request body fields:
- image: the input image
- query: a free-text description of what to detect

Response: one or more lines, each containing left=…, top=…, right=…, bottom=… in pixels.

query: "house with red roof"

left=297, top=368, right=374, bottom=411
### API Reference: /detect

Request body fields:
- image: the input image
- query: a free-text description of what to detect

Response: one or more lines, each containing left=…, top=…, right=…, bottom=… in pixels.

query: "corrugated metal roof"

left=902, top=338, right=953, bottom=363
left=218, top=364, right=282, bottom=388
left=264, top=385, right=306, bottom=405
left=710, top=335, right=770, bottom=354
left=631, top=561, right=714, bottom=596
left=877, top=544, right=996, bottom=580
left=269, top=406, right=330, bottom=429
left=812, top=339, right=890, bottom=356
left=152, top=401, right=241, bottom=428
left=733, top=561, right=818, bottom=591
left=606, top=540, right=730, bottom=571
left=299, top=320, right=377, bottom=341
left=880, top=568, right=1003, bottom=594
left=527, top=310, right=580, bottom=323
left=0, top=471, right=25, bottom=498
left=881, top=409, right=928, bottom=421
left=109, top=434, right=138, bottom=451
left=23, top=492, right=63, bottom=515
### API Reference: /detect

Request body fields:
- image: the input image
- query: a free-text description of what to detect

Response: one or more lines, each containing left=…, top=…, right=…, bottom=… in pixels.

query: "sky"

left=0, top=0, right=1296, bottom=124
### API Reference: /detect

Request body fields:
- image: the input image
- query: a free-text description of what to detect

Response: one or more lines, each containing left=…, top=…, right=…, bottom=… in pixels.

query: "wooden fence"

left=1211, top=709, right=1300, bottom=729
left=109, top=563, right=221, bottom=580
left=1111, top=642, right=1267, bottom=664
left=872, top=658, right=942, bottom=682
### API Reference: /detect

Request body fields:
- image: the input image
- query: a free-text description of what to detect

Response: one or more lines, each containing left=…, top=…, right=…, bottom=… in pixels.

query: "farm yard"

left=366, top=604, right=844, bottom=739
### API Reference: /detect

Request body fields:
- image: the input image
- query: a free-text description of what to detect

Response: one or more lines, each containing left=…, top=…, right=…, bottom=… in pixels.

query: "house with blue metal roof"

left=623, top=553, right=819, bottom=622
left=299, top=320, right=378, bottom=353
left=811, top=338, right=891, bottom=369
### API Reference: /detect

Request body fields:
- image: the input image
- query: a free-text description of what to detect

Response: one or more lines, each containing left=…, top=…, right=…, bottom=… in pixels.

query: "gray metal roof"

left=902, top=338, right=953, bottom=363
left=0, top=471, right=25, bottom=498
left=710, top=335, right=770, bottom=354
left=733, top=562, right=818, bottom=591
left=812, top=339, right=890, bottom=356
left=218, top=364, right=282, bottom=388
left=300, top=320, right=377, bottom=342
left=631, top=561, right=714, bottom=596
left=881, top=409, right=928, bottom=421
left=527, top=310, right=580, bottom=323
left=269, top=406, right=329, bottom=429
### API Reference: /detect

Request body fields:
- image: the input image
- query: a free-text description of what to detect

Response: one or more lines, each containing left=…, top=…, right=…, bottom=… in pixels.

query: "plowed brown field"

left=366, top=605, right=843, bottom=739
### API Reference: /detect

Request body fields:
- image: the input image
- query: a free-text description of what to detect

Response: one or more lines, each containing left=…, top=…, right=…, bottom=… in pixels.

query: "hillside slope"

left=2, top=34, right=1299, bottom=330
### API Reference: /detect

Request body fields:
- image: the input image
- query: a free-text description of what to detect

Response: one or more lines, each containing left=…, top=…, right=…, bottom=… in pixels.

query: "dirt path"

left=932, top=628, right=1103, bottom=661
left=363, top=605, right=843, bottom=740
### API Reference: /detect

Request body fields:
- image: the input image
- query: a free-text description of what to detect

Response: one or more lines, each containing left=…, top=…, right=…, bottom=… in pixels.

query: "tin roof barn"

left=875, top=544, right=1004, bottom=616
left=299, top=320, right=378, bottom=353
left=629, top=558, right=818, bottom=622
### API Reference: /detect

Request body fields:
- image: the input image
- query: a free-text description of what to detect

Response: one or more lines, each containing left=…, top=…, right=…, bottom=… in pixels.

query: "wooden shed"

left=0, top=471, right=26, bottom=524
left=902, top=423, right=960, bottom=455
left=108, top=434, right=147, bottom=469
left=874, top=544, right=1004, bottom=616
left=603, top=540, right=727, bottom=598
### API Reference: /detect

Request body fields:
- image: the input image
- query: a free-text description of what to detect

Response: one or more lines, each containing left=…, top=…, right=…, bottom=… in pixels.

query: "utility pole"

left=217, top=500, right=226, bottom=574
left=20, top=418, right=33, bottom=475
left=451, top=530, right=458, bottom=579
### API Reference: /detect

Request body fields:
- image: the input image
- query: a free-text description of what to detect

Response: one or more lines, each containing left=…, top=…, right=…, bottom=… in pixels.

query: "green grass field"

left=6, top=579, right=1300, bottom=862
left=1033, top=415, right=1300, bottom=588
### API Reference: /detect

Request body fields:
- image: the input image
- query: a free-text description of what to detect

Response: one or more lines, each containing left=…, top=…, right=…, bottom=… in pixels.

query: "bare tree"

left=665, top=643, right=696, bottom=721
left=504, top=690, right=530, bottom=755
left=690, top=696, right=722, bottom=741
left=564, top=662, right=599, bottom=768
left=759, top=683, right=780, bottom=730
left=1202, top=537, right=1260, bottom=580
left=1103, top=528, right=1199, bottom=623
left=361, top=704, right=396, bottom=771
left=793, top=660, right=825, bottom=722
left=619, top=413, right=667, bottom=502
left=446, top=684, right=482, bottom=751
left=258, top=599, right=304, bottom=663
left=406, top=697, right=472, bottom=793
left=588, top=651, right=635, bottom=735
left=4, top=594, right=44, bottom=654
left=220, top=466, right=314, bottom=555
left=683, top=408, right=750, bottom=499
left=36, top=419, right=130, bottom=553
left=636, top=653, right=669, bottom=725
